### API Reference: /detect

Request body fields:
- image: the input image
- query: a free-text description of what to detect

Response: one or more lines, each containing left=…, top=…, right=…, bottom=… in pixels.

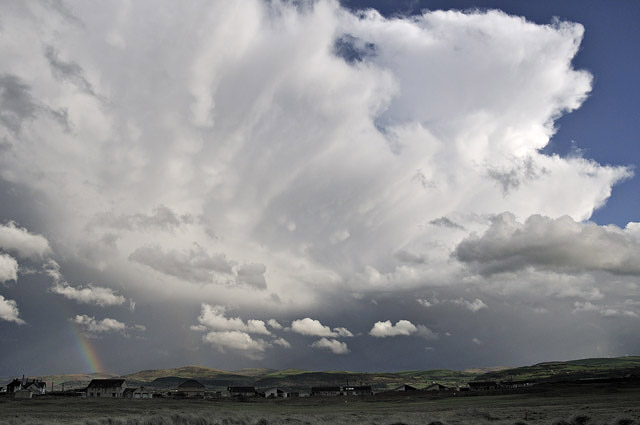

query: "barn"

left=86, top=379, right=127, bottom=398
left=177, top=380, right=206, bottom=397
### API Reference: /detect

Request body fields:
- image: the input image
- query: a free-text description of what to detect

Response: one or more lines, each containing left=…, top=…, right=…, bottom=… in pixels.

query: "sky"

left=1, top=0, right=639, bottom=377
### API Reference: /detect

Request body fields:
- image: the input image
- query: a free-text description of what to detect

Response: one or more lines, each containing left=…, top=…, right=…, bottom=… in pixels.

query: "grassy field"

left=0, top=384, right=638, bottom=425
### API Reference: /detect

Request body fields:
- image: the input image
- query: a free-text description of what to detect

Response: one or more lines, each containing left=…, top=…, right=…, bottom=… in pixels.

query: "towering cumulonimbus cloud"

left=0, top=1, right=637, bottom=370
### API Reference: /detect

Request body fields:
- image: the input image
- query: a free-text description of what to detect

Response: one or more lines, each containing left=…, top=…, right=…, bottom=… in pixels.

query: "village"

left=0, top=376, right=534, bottom=400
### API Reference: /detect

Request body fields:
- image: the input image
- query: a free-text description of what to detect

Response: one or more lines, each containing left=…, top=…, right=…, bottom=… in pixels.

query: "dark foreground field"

left=1, top=385, right=639, bottom=425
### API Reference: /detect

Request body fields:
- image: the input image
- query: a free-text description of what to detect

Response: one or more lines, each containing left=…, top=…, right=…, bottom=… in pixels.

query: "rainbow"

left=70, top=323, right=105, bottom=374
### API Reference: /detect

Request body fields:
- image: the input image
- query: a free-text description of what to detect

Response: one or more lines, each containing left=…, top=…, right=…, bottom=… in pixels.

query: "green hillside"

left=475, top=356, right=640, bottom=382
left=20, top=356, right=640, bottom=393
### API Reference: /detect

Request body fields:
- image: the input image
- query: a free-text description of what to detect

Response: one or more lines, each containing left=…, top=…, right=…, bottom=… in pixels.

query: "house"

left=394, top=384, right=418, bottom=392
left=341, top=385, right=372, bottom=396
left=124, top=386, right=153, bottom=399
left=311, top=386, right=341, bottom=396
left=424, top=383, right=448, bottom=392
left=6, top=379, right=22, bottom=393
left=23, top=380, right=46, bottom=395
left=177, top=380, right=205, bottom=397
left=227, top=386, right=256, bottom=398
left=468, top=381, right=499, bottom=391
left=263, top=388, right=286, bottom=398
left=86, top=379, right=127, bottom=398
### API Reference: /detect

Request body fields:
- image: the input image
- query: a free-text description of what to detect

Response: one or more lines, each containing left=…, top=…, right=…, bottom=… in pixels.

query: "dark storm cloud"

left=44, top=45, right=97, bottom=97
left=0, top=73, right=70, bottom=133
left=333, top=33, right=377, bottom=64
left=429, top=217, right=465, bottom=231
left=486, top=157, right=547, bottom=194
left=0, top=74, right=39, bottom=133
left=454, top=212, right=640, bottom=276
left=128, top=243, right=234, bottom=282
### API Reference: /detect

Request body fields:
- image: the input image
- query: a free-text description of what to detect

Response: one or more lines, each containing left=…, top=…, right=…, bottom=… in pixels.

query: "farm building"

left=6, top=379, right=22, bottom=393
left=263, top=388, right=286, bottom=398
left=424, top=383, right=448, bottom=392
left=341, top=385, right=372, bottom=396
left=394, top=384, right=418, bottom=392
left=23, top=380, right=46, bottom=395
left=311, top=386, right=341, bottom=396
left=86, top=379, right=127, bottom=398
left=124, top=386, right=153, bottom=399
left=468, top=381, right=499, bottom=391
left=177, top=380, right=205, bottom=397
left=228, top=386, right=257, bottom=397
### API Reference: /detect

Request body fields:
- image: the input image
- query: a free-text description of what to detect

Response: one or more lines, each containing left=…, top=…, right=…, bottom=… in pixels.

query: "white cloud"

left=203, top=330, right=270, bottom=359
left=272, top=337, right=291, bottom=348
left=195, top=304, right=270, bottom=335
left=0, top=221, right=51, bottom=259
left=0, top=295, right=25, bottom=324
left=73, top=314, right=126, bottom=334
left=0, top=1, right=635, bottom=366
left=290, top=318, right=351, bottom=338
left=0, top=1, right=628, bottom=312
left=310, top=338, right=349, bottom=354
left=369, top=319, right=417, bottom=337
left=0, top=253, right=18, bottom=283
left=452, top=298, right=488, bottom=312
left=51, top=283, right=126, bottom=306
left=267, top=319, right=283, bottom=330
left=472, top=338, right=483, bottom=345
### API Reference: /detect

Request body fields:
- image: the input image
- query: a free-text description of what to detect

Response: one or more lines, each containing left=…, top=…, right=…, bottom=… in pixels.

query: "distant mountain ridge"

left=20, top=356, right=640, bottom=391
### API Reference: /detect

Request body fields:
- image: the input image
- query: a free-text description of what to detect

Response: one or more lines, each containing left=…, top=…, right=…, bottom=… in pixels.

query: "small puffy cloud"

left=74, top=314, right=126, bottom=334
left=455, top=213, right=640, bottom=276
left=195, top=304, right=270, bottom=335
left=203, top=330, right=270, bottom=359
left=267, top=319, right=283, bottom=330
left=311, top=338, right=349, bottom=354
left=0, top=253, right=18, bottom=283
left=272, top=337, right=291, bottom=348
left=290, top=318, right=352, bottom=338
left=0, top=221, right=51, bottom=259
left=51, top=283, right=126, bottom=307
left=472, top=338, right=483, bottom=345
left=452, top=298, right=488, bottom=312
left=369, top=319, right=417, bottom=338
left=0, top=295, right=25, bottom=324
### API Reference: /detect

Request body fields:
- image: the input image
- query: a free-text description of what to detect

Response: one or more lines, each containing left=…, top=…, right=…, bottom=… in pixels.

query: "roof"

left=342, top=385, right=371, bottom=391
left=87, top=379, right=126, bottom=388
left=394, top=384, right=417, bottom=391
left=177, top=379, right=205, bottom=389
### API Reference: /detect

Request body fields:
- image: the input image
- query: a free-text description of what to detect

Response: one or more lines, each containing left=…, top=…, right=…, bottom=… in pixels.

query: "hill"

left=475, top=356, right=640, bottom=382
